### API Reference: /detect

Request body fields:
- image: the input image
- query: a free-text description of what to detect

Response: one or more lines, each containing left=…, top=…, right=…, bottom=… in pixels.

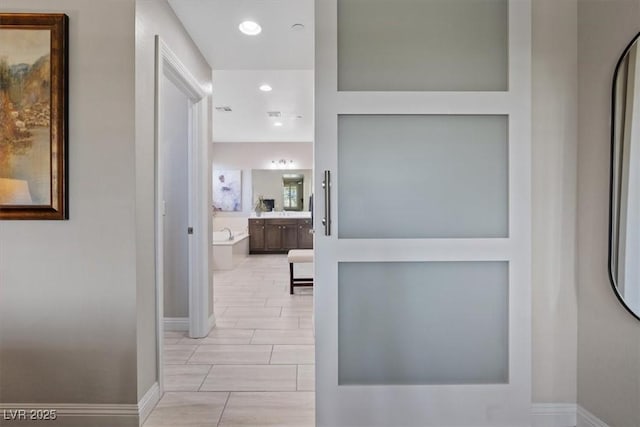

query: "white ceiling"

left=169, top=0, right=314, bottom=70
left=168, top=0, right=314, bottom=142
left=211, top=70, right=314, bottom=142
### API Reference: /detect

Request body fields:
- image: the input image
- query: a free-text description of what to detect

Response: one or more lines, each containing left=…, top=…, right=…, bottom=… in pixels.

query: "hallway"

left=144, top=255, right=315, bottom=427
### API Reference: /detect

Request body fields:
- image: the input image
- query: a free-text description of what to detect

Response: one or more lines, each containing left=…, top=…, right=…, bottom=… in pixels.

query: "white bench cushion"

left=288, top=249, right=314, bottom=263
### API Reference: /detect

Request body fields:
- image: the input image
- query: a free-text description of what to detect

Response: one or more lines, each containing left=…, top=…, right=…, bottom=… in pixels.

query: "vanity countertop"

left=250, top=212, right=312, bottom=219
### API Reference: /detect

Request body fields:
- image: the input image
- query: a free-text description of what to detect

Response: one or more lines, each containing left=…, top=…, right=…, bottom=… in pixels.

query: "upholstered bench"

left=287, top=249, right=314, bottom=294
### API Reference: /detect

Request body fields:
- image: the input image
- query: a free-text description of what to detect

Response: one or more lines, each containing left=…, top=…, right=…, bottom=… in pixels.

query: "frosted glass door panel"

left=337, top=0, right=508, bottom=91
left=338, top=115, right=508, bottom=239
left=338, top=261, right=509, bottom=385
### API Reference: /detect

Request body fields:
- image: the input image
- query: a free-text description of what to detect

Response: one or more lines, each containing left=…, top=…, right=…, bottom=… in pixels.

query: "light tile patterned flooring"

left=144, top=254, right=315, bottom=427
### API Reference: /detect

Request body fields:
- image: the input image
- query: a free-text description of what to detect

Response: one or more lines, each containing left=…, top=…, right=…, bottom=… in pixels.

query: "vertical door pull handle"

left=322, top=170, right=331, bottom=236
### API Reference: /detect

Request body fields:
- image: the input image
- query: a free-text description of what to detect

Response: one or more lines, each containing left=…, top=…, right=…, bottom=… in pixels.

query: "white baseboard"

left=0, top=383, right=161, bottom=427
left=164, top=316, right=214, bottom=335
left=0, top=402, right=138, bottom=416
left=0, top=399, right=607, bottom=427
left=163, top=317, right=189, bottom=331
left=0, top=402, right=138, bottom=426
left=532, top=403, right=577, bottom=427
left=138, top=382, right=160, bottom=426
left=577, top=406, right=609, bottom=427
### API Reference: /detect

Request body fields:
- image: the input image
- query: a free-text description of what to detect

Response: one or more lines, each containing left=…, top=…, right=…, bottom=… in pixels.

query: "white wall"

left=531, top=0, right=579, bottom=403
left=161, top=76, right=190, bottom=318
left=0, top=1, right=138, bottom=426
left=212, top=142, right=313, bottom=225
left=577, top=1, right=640, bottom=425
left=135, top=0, right=213, bottom=399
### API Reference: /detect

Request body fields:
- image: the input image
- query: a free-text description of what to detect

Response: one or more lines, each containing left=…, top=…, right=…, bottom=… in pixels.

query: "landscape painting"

left=213, top=170, right=242, bottom=212
left=0, top=14, right=68, bottom=220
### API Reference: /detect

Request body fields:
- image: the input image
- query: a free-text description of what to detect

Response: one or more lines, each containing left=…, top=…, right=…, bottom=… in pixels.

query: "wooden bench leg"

left=289, top=262, right=294, bottom=295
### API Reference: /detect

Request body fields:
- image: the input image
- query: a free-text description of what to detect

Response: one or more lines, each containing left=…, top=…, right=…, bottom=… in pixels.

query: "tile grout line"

left=216, top=392, right=232, bottom=427
left=197, top=364, right=214, bottom=392
left=184, top=343, right=199, bottom=365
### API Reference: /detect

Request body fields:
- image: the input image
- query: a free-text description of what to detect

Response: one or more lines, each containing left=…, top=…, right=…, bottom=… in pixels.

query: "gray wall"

left=135, top=0, right=213, bottom=398
left=3, top=1, right=636, bottom=423
left=161, top=76, right=190, bottom=318
left=0, top=0, right=138, bottom=414
left=577, top=1, right=640, bottom=425
left=532, top=0, right=579, bottom=403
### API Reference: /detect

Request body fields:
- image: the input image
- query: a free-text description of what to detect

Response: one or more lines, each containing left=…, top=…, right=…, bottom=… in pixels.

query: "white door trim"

left=155, top=36, right=211, bottom=395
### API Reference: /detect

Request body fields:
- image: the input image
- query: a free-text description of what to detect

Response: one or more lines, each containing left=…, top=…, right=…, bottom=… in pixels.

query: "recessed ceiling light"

left=291, top=23, right=305, bottom=31
left=239, top=21, right=262, bottom=35
left=274, top=122, right=283, bottom=127
left=259, top=84, right=272, bottom=92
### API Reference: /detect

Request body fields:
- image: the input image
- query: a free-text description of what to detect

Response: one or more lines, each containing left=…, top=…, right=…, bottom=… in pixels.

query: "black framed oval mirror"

left=609, top=32, right=640, bottom=321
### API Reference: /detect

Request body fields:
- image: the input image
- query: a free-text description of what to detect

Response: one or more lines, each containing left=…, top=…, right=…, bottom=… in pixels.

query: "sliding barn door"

left=314, top=0, right=532, bottom=425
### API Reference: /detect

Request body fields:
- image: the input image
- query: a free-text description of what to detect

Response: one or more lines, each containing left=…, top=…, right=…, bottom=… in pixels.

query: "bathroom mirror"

left=252, top=169, right=312, bottom=212
left=610, top=32, right=640, bottom=321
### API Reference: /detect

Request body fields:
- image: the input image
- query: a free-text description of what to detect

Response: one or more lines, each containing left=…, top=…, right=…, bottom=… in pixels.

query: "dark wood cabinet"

left=265, top=223, right=283, bottom=250
left=282, top=223, right=298, bottom=249
left=266, top=219, right=297, bottom=251
left=249, top=218, right=313, bottom=254
left=297, top=219, right=313, bottom=249
left=249, top=219, right=265, bottom=251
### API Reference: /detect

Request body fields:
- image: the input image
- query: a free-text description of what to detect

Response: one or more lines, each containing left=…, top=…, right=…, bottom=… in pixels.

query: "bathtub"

left=212, top=231, right=250, bottom=270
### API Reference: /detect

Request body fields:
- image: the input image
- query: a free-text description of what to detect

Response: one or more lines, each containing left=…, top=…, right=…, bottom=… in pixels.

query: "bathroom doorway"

left=144, top=1, right=316, bottom=426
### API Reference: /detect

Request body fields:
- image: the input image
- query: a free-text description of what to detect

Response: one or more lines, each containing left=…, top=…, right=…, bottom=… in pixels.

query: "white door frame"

left=154, top=36, right=211, bottom=391
left=314, top=1, right=531, bottom=426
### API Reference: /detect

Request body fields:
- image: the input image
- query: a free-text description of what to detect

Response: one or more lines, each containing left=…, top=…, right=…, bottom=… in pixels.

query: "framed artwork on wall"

left=0, top=13, right=69, bottom=220
left=212, top=170, right=242, bottom=212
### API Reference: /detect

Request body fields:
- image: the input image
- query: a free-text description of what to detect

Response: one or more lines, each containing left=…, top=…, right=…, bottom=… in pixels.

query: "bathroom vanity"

left=249, top=214, right=313, bottom=254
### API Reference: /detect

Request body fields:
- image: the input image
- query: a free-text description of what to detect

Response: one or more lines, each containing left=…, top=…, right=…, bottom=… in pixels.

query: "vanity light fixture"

left=259, top=84, right=273, bottom=92
left=272, top=159, right=294, bottom=169
left=239, top=21, right=262, bottom=35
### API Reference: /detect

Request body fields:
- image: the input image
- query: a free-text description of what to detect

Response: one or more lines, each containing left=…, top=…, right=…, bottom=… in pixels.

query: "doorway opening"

left=154, top=36, right=211, bottom=395
left=145, top=1, right=316, bottom=426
